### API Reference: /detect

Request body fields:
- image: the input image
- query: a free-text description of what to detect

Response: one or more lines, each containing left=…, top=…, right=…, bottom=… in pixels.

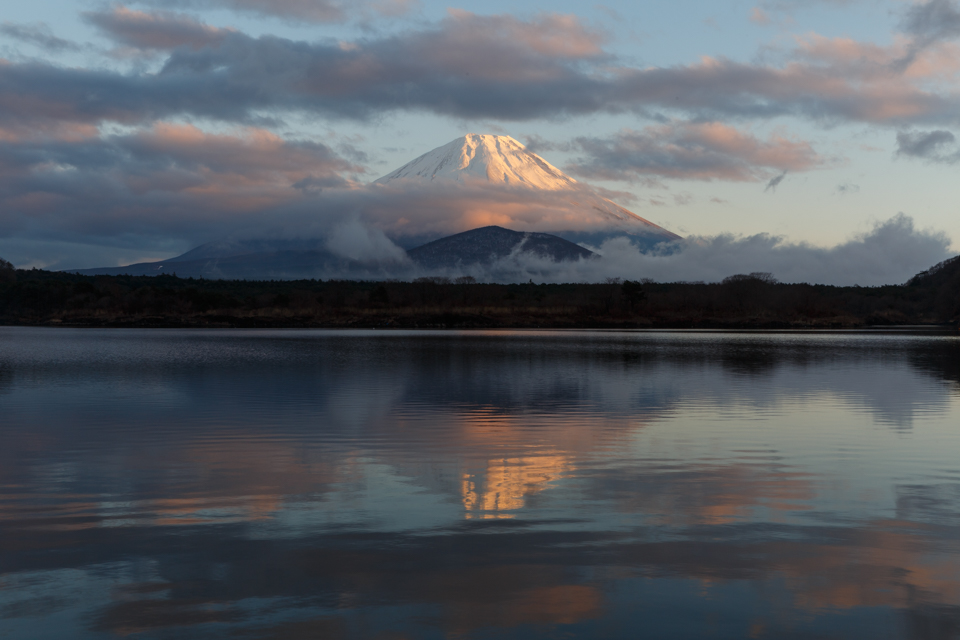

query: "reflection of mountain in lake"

left=462, top=454, right=572, bottom=519
left=2, top=329, right=960, bottom=638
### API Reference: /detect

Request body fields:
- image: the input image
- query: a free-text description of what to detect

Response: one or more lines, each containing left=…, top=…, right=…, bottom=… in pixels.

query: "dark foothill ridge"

left=406, top=226, right=594, bottom=270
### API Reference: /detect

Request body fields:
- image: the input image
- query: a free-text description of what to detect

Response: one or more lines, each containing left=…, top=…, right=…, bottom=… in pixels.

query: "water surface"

left=1, top=328, right=959, bottom=639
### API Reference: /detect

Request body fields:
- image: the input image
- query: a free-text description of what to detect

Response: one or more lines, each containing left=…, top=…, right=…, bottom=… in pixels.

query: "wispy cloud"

left=896, top=129, right=960, bottom=163
left=763, top=171, right=787, bottom=192
left=749, top=7, right=772, bottom=25
left=0, top=22, right=82, bottom=52
left=84, top=6, right=234, bottom=51
left=835, top=182, right=860, bottom=195
left=897, top=0, right=960, bottom=69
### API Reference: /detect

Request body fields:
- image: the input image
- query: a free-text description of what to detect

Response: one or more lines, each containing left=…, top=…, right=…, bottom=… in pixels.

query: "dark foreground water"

left=1, top=328, right=959, bottom=639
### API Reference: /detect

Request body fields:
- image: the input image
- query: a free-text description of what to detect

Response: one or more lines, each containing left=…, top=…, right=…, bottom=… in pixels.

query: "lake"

left=1, top=328, right=959, bottom=639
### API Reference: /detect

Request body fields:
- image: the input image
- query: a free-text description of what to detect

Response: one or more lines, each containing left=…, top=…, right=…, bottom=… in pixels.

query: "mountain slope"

left=72, top=227, right=594, bottom=279
left=407, top=226, right=594, bottom=270
left=72, top=249, right=409, bottom=280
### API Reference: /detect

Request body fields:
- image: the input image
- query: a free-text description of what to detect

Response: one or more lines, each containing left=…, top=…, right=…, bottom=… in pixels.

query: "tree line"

left=0, top=258, right=957, bottom=328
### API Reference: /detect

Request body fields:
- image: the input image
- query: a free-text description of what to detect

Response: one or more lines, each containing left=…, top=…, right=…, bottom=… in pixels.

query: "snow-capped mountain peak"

left=374, top=134, right=577, bottom=190
left=373, top=134, right=681, bottom=242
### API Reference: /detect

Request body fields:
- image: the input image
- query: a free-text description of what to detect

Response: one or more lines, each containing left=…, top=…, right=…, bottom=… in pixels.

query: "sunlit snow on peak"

left=374, top=133, right=577, bottom=190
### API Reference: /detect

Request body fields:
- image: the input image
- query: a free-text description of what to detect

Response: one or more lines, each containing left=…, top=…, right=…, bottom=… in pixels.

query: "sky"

left=0, top=0, right=958, bottom=277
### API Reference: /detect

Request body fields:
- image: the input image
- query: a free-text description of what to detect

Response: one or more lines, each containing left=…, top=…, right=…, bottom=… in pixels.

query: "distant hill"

left=73, top=249, right=405, bottom=280
left=907, top=255, right=960, bottom=287
left=907, top=255, right=960, bottom=322
left=72, top=237, right=410, bottom=280
left=69, top=226, right=594, bottom=279
left=407, top=226, right=594, bottom=270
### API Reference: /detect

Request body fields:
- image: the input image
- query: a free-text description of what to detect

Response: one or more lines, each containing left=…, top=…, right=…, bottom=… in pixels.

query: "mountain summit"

left=373, top=134, right=680, bottom=244
left=374, top=134, right=576, bottom=190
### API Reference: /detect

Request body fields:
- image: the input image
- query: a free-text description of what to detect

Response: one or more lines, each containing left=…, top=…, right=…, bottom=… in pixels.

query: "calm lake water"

left=1, top=328, right=959, bottom=639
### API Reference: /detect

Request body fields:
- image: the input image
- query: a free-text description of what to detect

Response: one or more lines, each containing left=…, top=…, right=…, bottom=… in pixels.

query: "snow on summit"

left=374, top=134, right=577, bottom=190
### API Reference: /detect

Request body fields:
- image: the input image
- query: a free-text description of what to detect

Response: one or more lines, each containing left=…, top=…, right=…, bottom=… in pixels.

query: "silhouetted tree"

left=0, top=256, right=14, bottom=283
left=621, top=280, right=646, bottom=310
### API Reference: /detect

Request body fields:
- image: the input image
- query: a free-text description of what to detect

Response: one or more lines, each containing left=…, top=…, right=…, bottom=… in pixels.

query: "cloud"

left=325, top=217, right=409, bottom=262
left=157, top=211, right=949, bottom=288
left=764, top=170, right=787, bottom=191
left=904, top=0, right=960, bottom=42
left=0, top=22, right=81, bottom=52
left=1, top=10, right=959, bottom=134
left=0, top=123, right=364, bottom=257
left=567, top=123, right=824, bottom=183
left=521, top=134, right=569, bottom=156
left=130, top=0, right=418, bottom=23
left=749, top=7, right=772, bottom=25
left=896, top=129, right=960, bottom=163
left=456, top=214, right=953, bottom=287
left=899, top=0, right=960, bottom=67
left=835, top=182, right=859, bottom=195
left=84, top=6, right=233, bottom=51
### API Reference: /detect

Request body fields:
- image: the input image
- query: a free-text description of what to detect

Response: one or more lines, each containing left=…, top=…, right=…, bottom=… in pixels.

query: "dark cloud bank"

left=4, top=7, right=960, bottom=130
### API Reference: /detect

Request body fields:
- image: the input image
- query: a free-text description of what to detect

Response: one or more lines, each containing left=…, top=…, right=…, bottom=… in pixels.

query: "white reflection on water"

left=0, top=328, right=959, bottom=639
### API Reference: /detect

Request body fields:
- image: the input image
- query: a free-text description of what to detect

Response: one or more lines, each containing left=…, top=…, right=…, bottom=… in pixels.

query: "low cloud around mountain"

left=396, top=213, right=951, bottom=286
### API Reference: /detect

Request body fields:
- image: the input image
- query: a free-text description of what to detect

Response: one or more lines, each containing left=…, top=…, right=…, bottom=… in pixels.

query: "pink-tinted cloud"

left=84, top=6, right=233, bottom=51
left=0, top=123, right=364, bottom=244
left=794, top=32, right=960, bottom=81
left=750, top=7, right=772, bottom=25
left=441, top=10, right=606, bottom=59
left=567, top=122, right=824, bottom=182
left=1, top=11, right=959, bottom=131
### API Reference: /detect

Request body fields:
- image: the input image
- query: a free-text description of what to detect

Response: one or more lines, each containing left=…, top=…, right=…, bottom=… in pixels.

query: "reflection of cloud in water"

left=682, top=359, right=950, bottom=429
left=775, top=525, right=960, bottom=613
left=2, top=329, right=960, bottom=638
left=588, top=463, right=817, bottom=527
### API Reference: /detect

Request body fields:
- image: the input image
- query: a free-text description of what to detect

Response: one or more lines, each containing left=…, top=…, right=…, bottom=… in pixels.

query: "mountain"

left=70, top=227, right=592, bottom=279
left=72, top=134, right=679, bottom=280
left=71, top=237, right=409, bottom=279
left=71, top=247, right=406, bottom=280
left=408, top=226, right=594, bottom=270
left=374, top=133, right=681, bottom=246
